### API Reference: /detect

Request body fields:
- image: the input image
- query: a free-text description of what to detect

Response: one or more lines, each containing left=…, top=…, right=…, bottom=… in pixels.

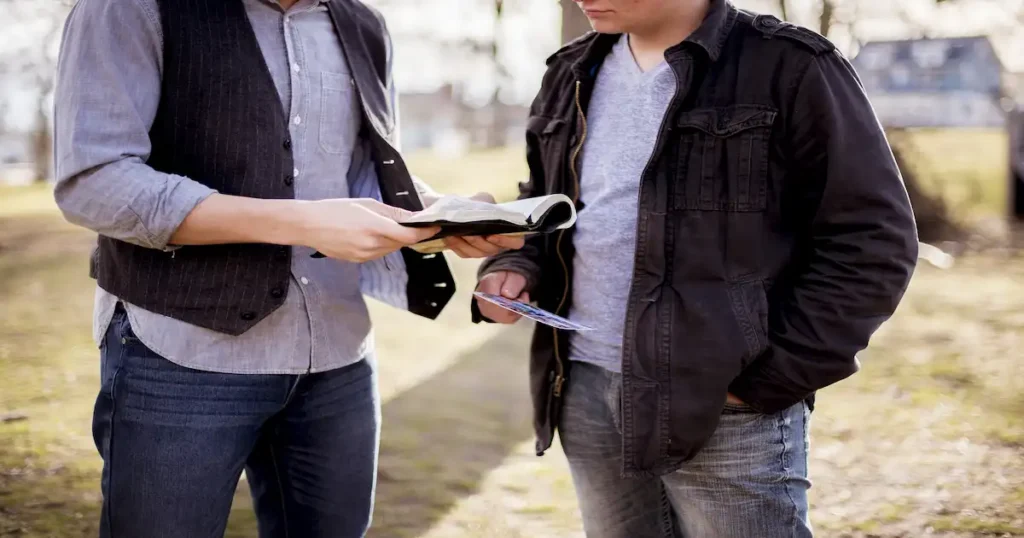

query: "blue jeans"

left=92, top=308, right=381, bottom=538
left=560, top=362, right=812, bottom=538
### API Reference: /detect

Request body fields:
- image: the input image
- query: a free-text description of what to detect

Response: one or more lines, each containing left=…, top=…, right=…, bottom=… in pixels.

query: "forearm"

left=169, top=194, right=312, bottom=247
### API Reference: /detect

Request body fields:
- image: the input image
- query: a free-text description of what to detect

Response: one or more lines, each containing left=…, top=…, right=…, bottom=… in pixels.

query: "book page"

left=401, top=196, right=528, bottom=226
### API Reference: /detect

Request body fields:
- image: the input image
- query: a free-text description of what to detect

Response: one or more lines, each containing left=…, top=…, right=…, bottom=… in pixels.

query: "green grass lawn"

left=1, top=143, right=1022, bottom=537
left=890, top=128, right=1010, bottom=219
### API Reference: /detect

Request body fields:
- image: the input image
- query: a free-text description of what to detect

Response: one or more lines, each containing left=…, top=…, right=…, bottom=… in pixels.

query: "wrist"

left=265, top=199, right=316, bottom=247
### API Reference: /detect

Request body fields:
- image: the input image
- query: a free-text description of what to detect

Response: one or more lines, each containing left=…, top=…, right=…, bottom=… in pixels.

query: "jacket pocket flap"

left=528, top=115, right=566, bottom=136
left=677, top=105, right=777, bottom=137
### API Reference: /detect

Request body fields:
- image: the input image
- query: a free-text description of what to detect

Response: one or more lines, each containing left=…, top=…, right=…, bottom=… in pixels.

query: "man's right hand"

left=299, top=198, right=439, bottom=262
left=475, top=271, right=529, bottom=324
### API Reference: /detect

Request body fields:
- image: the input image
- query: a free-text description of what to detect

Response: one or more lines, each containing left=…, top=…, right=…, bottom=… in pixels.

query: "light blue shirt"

left=54, top=0, right=412, bottom=374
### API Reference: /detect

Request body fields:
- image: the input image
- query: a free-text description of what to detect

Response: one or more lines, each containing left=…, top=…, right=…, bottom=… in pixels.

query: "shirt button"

left=270, top=286, right=285, bottom=299
left=293, top=167, right=300, bottom=177
left=240, top=311, right=257, bottom=321
left=300, top=277, right=309, bottom=285
left=293, top=116, right=302, bottom=125
left=292, top=63, right=301, bottom=73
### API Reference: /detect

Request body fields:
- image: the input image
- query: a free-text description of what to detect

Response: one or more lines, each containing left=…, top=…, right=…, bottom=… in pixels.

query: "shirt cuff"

left=149, top=176, right=217, bottom=251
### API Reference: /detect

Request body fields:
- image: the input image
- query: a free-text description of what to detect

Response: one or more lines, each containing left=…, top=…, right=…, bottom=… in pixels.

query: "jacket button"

left=270, top=286, right=285, bottom=299
left=284, top=174, right=294, bottom=186
left=274, top=248, right=289, bottom=261
left=240, top=311, right=257, bottom=321
left=283, top=138, right=292, bottom=150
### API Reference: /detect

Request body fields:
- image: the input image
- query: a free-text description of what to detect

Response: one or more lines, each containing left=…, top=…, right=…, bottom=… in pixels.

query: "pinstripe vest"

left=92, top=0, right=455, bottom=335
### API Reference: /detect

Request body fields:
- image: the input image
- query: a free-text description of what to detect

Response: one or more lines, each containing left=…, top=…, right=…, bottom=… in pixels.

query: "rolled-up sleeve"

left=53, top=0, right=215, bottom=251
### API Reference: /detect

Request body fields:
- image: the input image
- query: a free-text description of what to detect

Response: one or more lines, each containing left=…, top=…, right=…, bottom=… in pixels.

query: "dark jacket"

left=477, top=1, right=919, bottom=476
left=93, top=0, right=455, bottom=335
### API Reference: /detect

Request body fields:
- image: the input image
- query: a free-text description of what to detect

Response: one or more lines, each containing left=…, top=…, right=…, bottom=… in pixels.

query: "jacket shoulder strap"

left=752, top=14, right=836, bottom=55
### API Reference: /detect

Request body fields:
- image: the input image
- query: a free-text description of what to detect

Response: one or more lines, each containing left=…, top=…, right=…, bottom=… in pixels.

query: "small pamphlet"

left=474, top=292, right=592, bottom=331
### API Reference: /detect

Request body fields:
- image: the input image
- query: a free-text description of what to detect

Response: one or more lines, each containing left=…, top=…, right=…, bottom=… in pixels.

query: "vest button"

left=284, top=174, right=294, bottom=186
left=283, top=138, right=292, bottom=150
left=270, top=286, right=285, bottom=299
left=240, top=311, right=257, bottom=321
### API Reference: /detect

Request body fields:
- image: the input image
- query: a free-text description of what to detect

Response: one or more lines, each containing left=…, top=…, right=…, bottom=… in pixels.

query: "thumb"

left=477, top=271, right=509, bottom=294
left=359, top=199, right=416, bottom=223
left=500, top=272, right=527, bottom=299
left=469, top=192, right=497, bottom=204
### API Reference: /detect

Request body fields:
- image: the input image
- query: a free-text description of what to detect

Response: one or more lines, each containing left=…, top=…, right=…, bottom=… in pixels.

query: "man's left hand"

left=441, top=192, right=526, bottom=258
left=726, top=393, right=746, bottom=406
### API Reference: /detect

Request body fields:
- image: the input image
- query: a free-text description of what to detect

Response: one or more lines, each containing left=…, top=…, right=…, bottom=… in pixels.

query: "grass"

left=889, top=128, right=1010, bottom=219
left=2, top=138, right=1023, bottom=537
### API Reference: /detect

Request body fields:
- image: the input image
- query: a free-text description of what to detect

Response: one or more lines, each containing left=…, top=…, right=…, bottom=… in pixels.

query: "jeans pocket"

left=722, top=400, right=759, bottom=414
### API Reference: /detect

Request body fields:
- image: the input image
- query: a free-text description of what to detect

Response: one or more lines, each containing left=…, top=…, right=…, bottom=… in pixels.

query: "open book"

left=401, top=194, right=578, bottom=253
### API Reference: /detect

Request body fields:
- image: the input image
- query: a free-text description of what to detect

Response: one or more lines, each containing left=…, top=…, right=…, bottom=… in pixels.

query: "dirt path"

left=1, top=198, right=1021, bottom=537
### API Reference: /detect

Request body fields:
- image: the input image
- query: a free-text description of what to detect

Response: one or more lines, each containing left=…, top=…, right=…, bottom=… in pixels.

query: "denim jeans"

left=92, top=307, right=381, bottom=538
left=560, top=362, right=812, bottom=538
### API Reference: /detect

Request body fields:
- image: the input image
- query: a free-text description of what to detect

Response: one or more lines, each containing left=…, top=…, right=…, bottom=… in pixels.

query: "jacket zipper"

left=551, top=80, right=588, bottom=398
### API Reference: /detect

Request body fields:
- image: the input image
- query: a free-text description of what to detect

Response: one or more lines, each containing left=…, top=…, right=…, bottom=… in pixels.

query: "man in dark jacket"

left=474, top=0, right=918, bottom=536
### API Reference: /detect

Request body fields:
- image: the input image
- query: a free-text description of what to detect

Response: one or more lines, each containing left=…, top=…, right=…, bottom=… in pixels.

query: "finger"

left=461, top=235, right=504, bottom=256
left=501, top=272, right=528, bottom=298
left=444, top=236, right=487, bottom=259
left=516, top=291, right=530, bottom=303
left=378, top=221, right=440, bottom=245
left=477, top=301, right=517, bottom=324
left=469, top=192, right=497, bottom=204
left=483, top=234, right=526, bottom=250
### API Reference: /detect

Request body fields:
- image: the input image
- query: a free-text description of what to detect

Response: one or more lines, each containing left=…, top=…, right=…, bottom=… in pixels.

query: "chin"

left=589, top=19, right=625, bottom=34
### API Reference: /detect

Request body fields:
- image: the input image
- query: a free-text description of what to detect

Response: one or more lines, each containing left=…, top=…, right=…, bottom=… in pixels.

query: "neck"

left=628, top=1, right=710, bottom=62
left=278, top=0, right=301, bottom=10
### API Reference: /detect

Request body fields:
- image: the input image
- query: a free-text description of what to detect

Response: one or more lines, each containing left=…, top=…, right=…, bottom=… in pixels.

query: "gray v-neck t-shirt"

left=568, top=35, right=677, bottom=373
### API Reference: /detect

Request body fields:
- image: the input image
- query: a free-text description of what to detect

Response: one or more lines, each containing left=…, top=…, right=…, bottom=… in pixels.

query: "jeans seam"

left=269, top=443, right=292, bottom=538
left=105, top=320, right=129, bottom=537
left=777, top=408, right=800, bottom=537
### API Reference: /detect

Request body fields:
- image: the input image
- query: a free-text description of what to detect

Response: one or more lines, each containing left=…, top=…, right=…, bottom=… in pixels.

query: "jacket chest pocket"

left=673, top=105, right=777, bottom=212
left=526, top=115, right=571, bottom=195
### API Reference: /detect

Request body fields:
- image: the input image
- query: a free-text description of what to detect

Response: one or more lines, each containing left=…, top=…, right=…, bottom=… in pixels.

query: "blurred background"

left=1, top=0, right=1023, bottom=536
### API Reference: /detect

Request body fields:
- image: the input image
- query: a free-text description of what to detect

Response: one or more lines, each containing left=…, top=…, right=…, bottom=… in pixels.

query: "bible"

left=401, top=194, right=578, bottom=254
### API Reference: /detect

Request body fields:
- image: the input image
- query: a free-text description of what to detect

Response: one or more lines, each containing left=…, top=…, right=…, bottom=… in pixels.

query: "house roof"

left=854, top=35, right=1006, bottom=73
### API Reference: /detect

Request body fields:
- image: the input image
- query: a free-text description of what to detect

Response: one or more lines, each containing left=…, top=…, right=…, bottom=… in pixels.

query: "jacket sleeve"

left=471, top=99, right=552, bottom=323
left=729, top=50, right=919, bottom=413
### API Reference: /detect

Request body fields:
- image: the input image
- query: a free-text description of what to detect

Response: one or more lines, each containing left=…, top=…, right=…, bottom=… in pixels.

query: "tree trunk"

left=561, top=0, right=592, bottom=44
left=819, top=0, right=835, bottom=37
left=31, top=102, right=51, bottom=184
left=777, top=0, right=789, bottom=21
